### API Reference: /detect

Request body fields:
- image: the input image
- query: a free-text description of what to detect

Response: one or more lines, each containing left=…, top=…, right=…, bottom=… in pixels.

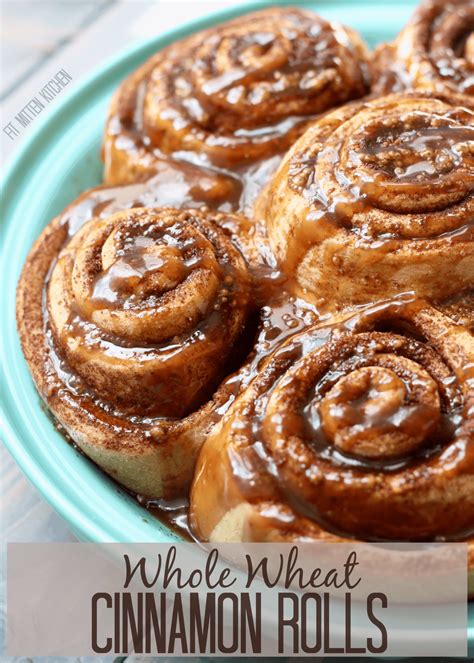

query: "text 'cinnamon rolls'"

left=103, top=7, right=369, bottom=184
left=17, top=202, right=251, bottom=499
left=259, top=92, right=474, bottom=311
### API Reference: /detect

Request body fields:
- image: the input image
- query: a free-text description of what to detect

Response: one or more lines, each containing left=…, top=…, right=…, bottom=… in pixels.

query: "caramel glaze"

left=285, top=117, right=474, bottom=270
left=103, top=7, right=370, bottom=211
left=18, top=137, right=320, bottom=503
left=371, top=0, right=474, bottom=103
left=259, top=92, right=474, bottom=311
left=439, top=290, right=474, bottom=331
left=189, top=295, right=474, bottom=544
left=283, top=102, right=474, bottom=272
left=145, top=290, right=324, bottom=540
left=18, top=89, right=473, bottom=544
left=33, top=88, right=474, bottom=538
left=44, top=214, right=255, bottom=410
left=48, top=210, right=255, bottom=421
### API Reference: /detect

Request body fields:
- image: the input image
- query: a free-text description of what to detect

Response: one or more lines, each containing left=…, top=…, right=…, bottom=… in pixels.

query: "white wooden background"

left=1, top=0, right=249, bottom=161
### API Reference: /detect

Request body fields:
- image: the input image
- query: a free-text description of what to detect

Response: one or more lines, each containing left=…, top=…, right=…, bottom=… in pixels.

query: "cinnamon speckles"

left=190, top=297, right=474, bottom=543
left=260, top=92, right=474, bottom=311
left=371, top=0, right=474, bottom=101
left=104, top=7, right=369, bottom=183
left=15, top=2, right=474, bottom=545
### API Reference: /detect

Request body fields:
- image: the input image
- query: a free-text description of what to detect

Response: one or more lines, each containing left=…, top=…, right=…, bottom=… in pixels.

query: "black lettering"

left=278, top=592, right=299, bottom=654
left=367, top=592, right=388, bottom=654
left=241, top=592, right=261, bottom=653
left=121, top=592, right=143, bottom=653
left=168, top=593, right=188, bottom=653
left=91, top=593, right=112, bottom=653
left=246, top=553, right=284, bottom=588
left=144, top=592, right=166, bottom=653
left=301, top=593, right=322, bottom=653
left=123, top=554, right=161, bottom=588
left=189, top=592, right=216, bottom=653
left=345, top=592, right=366, bottom=653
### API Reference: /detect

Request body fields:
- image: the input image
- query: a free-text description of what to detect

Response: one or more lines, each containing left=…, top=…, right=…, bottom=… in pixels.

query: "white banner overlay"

left=7, top=542, right=468, bottom=657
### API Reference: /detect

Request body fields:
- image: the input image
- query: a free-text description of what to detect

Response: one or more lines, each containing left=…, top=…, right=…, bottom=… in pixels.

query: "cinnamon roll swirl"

left=103, top=7, right=369, bottom=184
left=259, top=92, right=474, bottom=311
left=190, top=296, right=474, bottom=569
left=372, top=0, right=474, bottom=104
left=17, top=203, right=251, bottom=498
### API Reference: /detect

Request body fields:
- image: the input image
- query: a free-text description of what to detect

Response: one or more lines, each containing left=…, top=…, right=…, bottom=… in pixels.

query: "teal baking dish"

left=1, top=0, right=473, bottom=645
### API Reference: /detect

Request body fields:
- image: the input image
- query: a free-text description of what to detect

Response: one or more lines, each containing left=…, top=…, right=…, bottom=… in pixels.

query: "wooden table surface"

left=1, top=0, right=246, bottom=161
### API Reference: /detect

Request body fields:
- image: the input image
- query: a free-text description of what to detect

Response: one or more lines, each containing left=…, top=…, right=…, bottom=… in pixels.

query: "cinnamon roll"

left=439, top=290, right=474, bottom=331
left=103, top=7, right=369, bottom=184
left=259, top=92, right=474, bottom=311
left=17, top=202, right=251, bottom=499
left=190, top=296, right=474, bottom=577
left=371, top=0, right=474, bottom=105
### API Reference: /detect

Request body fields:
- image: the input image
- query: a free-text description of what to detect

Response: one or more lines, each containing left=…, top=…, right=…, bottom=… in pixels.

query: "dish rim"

left=1, top=0, right=473, bottom=637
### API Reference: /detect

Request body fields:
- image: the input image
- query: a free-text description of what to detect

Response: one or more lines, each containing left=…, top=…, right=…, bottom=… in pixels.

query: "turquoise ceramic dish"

left=1, top=0, right=473, bottom=643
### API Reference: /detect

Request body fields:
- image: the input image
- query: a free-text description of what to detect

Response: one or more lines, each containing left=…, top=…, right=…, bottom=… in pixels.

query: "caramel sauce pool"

left=53, top=105, right=474, bottom=543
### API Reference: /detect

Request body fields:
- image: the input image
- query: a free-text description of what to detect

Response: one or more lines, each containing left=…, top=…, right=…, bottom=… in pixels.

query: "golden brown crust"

left=258, top=92, right=474, bottom=311
left=190, top=296, right=474, bottom=557
left=371, top=0, right=474, bottom=105
left=438, top=290, right=474, bottom=331
left=15, top=6, right=474, bottom=591
left=17, top=199, right=251, bottom=499
left=103, top=7, right=370, bottom=183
